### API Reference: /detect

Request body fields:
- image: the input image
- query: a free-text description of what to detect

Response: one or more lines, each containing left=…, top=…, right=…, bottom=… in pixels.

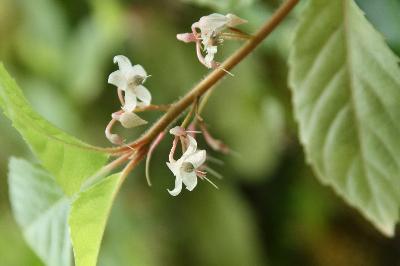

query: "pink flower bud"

left=176, top=33, right=198, bottom=43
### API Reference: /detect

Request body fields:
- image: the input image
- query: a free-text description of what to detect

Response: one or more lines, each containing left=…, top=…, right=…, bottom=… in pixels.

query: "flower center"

left=128, top=75, right=145, bottom=87
left=181, top=162, right=195, bottom=173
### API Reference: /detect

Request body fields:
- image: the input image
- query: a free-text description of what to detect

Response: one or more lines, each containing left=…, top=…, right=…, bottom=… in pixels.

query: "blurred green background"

left=1, top=0, right=400, bottom=265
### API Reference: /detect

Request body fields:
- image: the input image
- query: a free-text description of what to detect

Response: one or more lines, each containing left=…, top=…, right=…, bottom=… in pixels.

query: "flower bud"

left=177, top=33, right=197, bottom=43
left=118, top=112, right=148, bottom=128
left=169, top=126, right=186, bottom=136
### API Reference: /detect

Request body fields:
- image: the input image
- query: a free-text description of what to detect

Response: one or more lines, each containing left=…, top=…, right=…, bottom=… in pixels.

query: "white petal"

left=204, top=53, right=215, bottom=68
left=181, top=171, right=197, bottom=191
left=199, top=13, right=229, bottom=33
left=166, top=161, right=177, bottom=174
left=134, top=85, right=151, bottom=106
left=118, top=112, right=147, bottom=128
left=113, top=55, right=132, bottom=74
left=131, top=64, right=147, bottom=78
left=225, top=14, right=247, bottom=27
left=108, top=70, right=127, bottom=89
left=122, top=87, right=137, bottom=112
left=167, top=176, right=183, bottom=196
left=185, top=150, right=206, bottom=168
left=182, top=136, right=197, bottom=158
left=207, top=45, right=218, bottom=54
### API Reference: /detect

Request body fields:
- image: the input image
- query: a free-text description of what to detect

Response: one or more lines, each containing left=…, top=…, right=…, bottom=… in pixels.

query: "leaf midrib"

left=341, top=0, right=377, bottom=209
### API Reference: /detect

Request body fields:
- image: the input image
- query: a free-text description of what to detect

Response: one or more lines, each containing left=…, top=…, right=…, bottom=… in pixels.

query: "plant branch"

left=134, top=104, right=171, bottom=112
left=108, top=0, right=299, bottom=154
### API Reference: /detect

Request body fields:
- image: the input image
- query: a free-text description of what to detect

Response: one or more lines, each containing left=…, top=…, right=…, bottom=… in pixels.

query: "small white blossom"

left=191, top=13, right=247, bottom=68
left=166, top=135, right=206, bottom=196
left=108, top=55, right=152, bottom=112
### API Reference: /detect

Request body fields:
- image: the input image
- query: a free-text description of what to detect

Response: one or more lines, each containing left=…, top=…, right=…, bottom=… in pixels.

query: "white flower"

left=108, top=55, right=152, bottom=112
left=195, top=13, right=246, bottom=37
left=166, top=136, right=206, bottom=196
left=190, top=13, right=247, bottom=68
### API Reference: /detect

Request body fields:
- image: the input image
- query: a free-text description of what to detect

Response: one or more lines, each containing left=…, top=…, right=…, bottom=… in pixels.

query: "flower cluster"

left=105, top=13, right=244, bottom=195
left=177, top=13, right=248, bottom=68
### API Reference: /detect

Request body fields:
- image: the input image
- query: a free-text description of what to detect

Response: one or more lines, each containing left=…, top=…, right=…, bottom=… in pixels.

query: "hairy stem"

left=109, top=0, right=299, bottom=154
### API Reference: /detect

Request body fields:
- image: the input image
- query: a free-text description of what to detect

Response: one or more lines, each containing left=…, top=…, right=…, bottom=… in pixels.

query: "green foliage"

left=8, top=158, right=72, bottom=266
left=0, top=65, right=109, bottom=195
left=208, top=59, right=286, bottom=180
left=15, top=0, right=67, bottom=80
left=180, top=185, right=265, bottom=265
left=3, top=0, right=400, bottom=265
left=65, top=0, right=126, bottom=103
left=181, top=0, right=255, bottom=12
left=289, top=0, right=400, bottom=236
left=69, top=173, right=122, bottom=266
left=357, top=0, right=400, bottom=54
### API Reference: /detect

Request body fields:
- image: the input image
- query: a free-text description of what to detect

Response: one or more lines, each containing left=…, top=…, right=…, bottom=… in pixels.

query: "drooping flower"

left=193, top=13, right=247, bottom=45
left=166, top=135, right=206, bottom=196
left=177, top=13, right=248, bottom=68
left=108, top=55, right=152, bottom=112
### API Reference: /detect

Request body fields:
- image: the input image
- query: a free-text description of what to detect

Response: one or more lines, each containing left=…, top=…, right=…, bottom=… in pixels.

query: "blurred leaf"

left=208, top=59, right=286, bottom=180
left=69, top=173, right=122, bottom=266
left=8, top=158, right=72, bottom=266
left=0, top=65, right=109, bottom=195
left=289, top=0, right=400, bottom=236
left=99, top=195, right=166, bottom=266
left=66, top=19, right=111, bottom=102
left=15, top=0, right=67, bottom=80
left=179, top=185, right=266, bottom=265
left=65, top=0, right=126, bottom=103
left=23, top=78, right=81, bottom=133
left=181, top=0, right=255, bottom=12
left=0, top=210, right=43, bottom=266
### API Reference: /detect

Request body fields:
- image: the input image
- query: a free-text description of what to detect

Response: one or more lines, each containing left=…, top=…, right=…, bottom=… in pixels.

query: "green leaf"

left=69, top=173, right=122, bottom=266
left=0, top=64, right=109, bottom=195
left=8, top=158, right=72, bottom=266
left=289, top=0, right=400, bottom=236
left=357, top=0, right=400, bottom=54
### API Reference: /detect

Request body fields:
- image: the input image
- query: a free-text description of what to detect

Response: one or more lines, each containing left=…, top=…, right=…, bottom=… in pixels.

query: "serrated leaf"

left=357, top=0, right=400, bottom=54
left=289, top=0, right=400, bottom=236
left=0, top=64, right=109, bottom=195
left=8, top=158, right=72, bottom=266
left=69, top=173, right=122, bottom=266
